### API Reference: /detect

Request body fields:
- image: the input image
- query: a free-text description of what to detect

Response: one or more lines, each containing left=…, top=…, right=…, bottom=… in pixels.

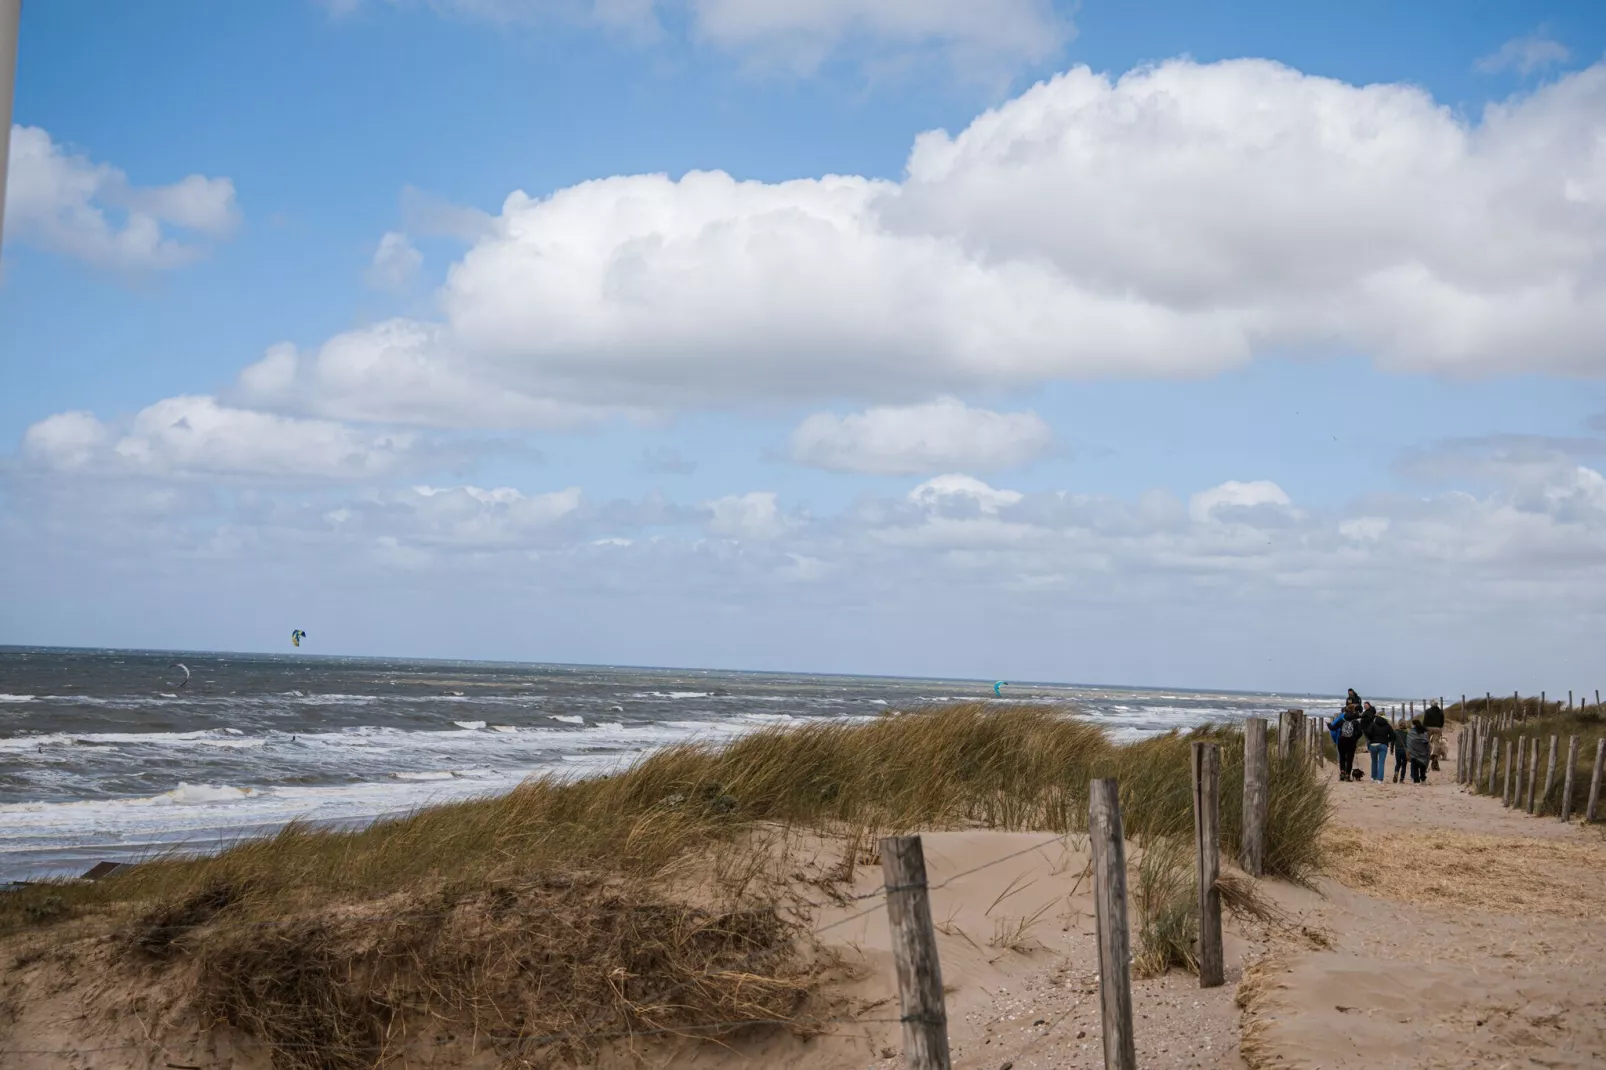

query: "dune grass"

left=0, top=703, right=1331, bottom=1068
left=1461, top=703, right=1606, bottom=819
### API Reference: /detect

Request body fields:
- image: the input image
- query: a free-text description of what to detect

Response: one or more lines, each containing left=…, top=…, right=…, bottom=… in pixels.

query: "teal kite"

left=993, top=681, right=1006, bottom=697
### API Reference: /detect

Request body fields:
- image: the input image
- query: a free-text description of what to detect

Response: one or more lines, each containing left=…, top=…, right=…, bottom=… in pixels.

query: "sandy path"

left=1244, top=728, right=1606, bottom=1069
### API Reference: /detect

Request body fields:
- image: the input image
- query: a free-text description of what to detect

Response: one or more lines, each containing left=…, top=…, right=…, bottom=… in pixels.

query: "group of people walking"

left=1329, top=689, right=1444, bottom=784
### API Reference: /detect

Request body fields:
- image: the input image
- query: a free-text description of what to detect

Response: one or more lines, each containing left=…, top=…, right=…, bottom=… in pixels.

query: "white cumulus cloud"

left=791, top=398, right=1052, bottom=475
left=705, top=491, right=788, bottom=540
left=5, top=125, right=239, bottom=271
left=23, top=396, right=417, bottom=480
left=1188, top=480, right=1294, bottom=523
left=220, top=58, right=1606, bottom=431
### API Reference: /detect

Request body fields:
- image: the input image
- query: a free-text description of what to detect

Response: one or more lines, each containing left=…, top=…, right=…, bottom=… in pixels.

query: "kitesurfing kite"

left=993, top=681, right=1007, bottom=697
left=291, top=629, right=307, bottom=648
left=169, top=662, right=190, bottom=690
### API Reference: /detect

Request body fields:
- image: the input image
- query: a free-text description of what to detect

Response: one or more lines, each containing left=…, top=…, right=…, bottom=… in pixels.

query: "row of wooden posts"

left=881, top=716, right=1289, bottom=1070
left=1457, top=712, right=1605, bottom=823
left=882, top=704, right=1600, bottom=1067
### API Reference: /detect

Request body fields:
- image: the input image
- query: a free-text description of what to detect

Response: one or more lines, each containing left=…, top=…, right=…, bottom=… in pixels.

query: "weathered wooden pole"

left=879, top=835, right=951, bottom=1070
left=1569, top=690, right=1574, bottom=710
left=1502, top=738, right=1514, bottom=807
left=1542, top=736, right=1559, bottom=814
left=1588, top=739, right=1605, bottom=824
left=1472, top=721, right=1484, bottom=791
left=1561, top=736, right=1579, bottom=822
left=1277, top=710, right=1292, bottom=762
left=1242, top=718, right=1268, bottom=878
left=1527, top=743, right=1540, bottom=814
left=1088, top=779, right=1136, bottom=1070
left=1512, top=737, right=1526, bottom=808
left=1191, top=741, right=1224, bottom=989
left=1487, top=735, right=1499, bottom=796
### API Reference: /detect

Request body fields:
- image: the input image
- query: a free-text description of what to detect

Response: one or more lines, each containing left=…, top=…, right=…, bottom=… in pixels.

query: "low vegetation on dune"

left=0, top=704, right=1331, bottom=1068
left=1456, top=699, right=1606, bottom=818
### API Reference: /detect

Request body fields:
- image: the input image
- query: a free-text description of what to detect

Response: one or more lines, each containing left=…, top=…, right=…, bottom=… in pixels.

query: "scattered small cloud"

left=640, top=445, right=697, bottom=474
left=320, top=0, right=1067, bottom=78
left=6, top=125, right=239, bottom=271
left=1475, top=27, right=1570, bottom=75
left=791, top=398, right=1053, bottom=475
left=399, top=185, right=497, bottom=242
left=21, top=396, right=422, bottom=480
left=365, top=230, right=424, bottom=291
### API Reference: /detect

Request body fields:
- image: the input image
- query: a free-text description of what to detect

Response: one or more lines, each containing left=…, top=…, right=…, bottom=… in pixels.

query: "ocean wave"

left=550, top=715, right=584, bottom=725
left=391, top=771, right=456, bottom=781
left=0, top=695, right=35, bottom=703
left=453, top=720, right=487, bottom=730
left=163, top=783, right=259, bottom=805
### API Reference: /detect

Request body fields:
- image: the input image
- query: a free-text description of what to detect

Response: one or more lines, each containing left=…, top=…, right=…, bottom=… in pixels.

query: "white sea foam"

left=0, top=694, right=36, bottom=703
left=392, top=771, right=456, bottom=781
left=163, top=783, right=258, bottom=805
left=551, top=715, right=584, bottom=725
left=453, top=720, right=487, bottom=730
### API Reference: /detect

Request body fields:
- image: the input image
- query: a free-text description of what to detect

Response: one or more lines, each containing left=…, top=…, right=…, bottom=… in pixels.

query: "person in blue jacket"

left=1330, top=706, right=1362, bottom=780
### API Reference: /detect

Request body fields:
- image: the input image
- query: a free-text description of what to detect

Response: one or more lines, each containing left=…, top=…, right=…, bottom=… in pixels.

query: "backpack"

left=1340, top=718, right=1357, bottom=739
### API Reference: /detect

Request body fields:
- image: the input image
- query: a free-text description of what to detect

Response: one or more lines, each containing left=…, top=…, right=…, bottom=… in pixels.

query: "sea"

left=0, top=647, right=1348, bottom=882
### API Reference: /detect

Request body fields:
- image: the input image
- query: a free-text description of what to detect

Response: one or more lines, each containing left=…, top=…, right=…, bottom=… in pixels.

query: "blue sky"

left=5, top=0, right=1606, bottom=695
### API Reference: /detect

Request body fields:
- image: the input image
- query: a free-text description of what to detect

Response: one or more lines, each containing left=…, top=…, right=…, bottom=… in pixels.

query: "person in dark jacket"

left=1392, top=719, right=1410, bottom=782
left=1423, top=703, right=1446, bottom=770
left=1362, top=708, right=1393, bottom=782
left=1332, top=708, right=1362, bottom=780
left=1406, top=719, right=1432, bottom=783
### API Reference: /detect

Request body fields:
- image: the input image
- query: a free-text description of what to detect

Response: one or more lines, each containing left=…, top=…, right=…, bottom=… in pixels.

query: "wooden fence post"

left=879, top=835, right=951, bottom=1070
left=1242, top=718, right=1268, bottom=878
left=1516, top=732, right=1528, bottom=809
left=1588, top=740, right=1605, bottom=824
left=1502, top=739, right=1514, bottom=807
left=1488, top=735, right=1500, bottom=797
left=1527, top=743, right=1540, bottom=814
left=1473, top=722, right=1484, bottom=791
left=1561, top=736, right=1579, bottom=822
left=1191, top=741, right=1224, bottom=989
left=1542, top=736, right=1558, bottom=814
left=1088, top=779, right=1137, bottom=1070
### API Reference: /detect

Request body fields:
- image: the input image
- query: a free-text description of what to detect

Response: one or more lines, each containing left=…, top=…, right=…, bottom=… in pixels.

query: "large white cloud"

left=5, top=125, right=238, bottom=271
left=229, top=57, right=1606, bottom=430
left=22, top=396, right=417, bottom=480
left=791, top=398, right=1052, bottom=474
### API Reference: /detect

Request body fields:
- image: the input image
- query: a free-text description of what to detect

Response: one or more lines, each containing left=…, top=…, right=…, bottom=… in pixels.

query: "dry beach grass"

left=0, top=703, right=1330, bottom=1068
